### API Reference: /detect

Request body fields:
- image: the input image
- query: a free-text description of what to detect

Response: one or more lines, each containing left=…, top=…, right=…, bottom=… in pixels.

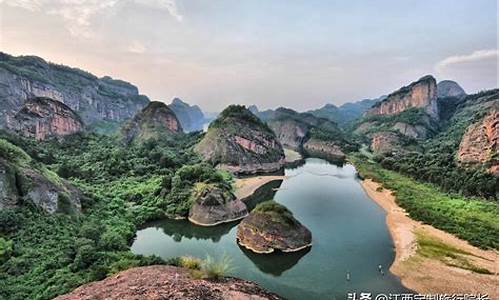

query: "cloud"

left=435, top=49, right=499, bottom=93
left=128, top=41, right=147, bottom=54
left=1, top=0, right=183, bottom=38
left=435, top=49, right=498, bottom=72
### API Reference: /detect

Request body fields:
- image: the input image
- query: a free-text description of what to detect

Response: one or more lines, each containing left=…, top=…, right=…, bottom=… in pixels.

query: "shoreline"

left=234, top=176, right=287, bottom=200
left=187, top=212, right=249, bottom=227
left=361, top=179, right=499, bottom=299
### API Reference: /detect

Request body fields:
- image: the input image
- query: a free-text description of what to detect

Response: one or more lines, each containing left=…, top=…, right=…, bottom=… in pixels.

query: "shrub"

left=179, top=256, right=202, bottom=270
left=200, top=254, right=233, bottom=280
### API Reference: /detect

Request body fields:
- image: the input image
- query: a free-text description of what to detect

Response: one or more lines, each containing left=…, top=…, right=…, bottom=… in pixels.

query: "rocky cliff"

left=366, top=75, right=438, bottom=119
left=121, top=101, right=182, bottom=143
left=458, top=109, right=499, bottom=174
left=168, top=98, right=205, bottom=132
left=54, top=265, right=283, bottom=300
left=236, top=201, right=312, bottom=254
left=253, top=107, right=349, bottom=160
left=195, top=105, right=285, bottom=175
left=0, top=52, right=149, bottom=127
left=9, top=97, right=83, bottom=140
left=0, top=139, right=81, bottom=213
left=437, top=80, right=466, bottom=98
left=370, top=131, right=402, bottom=155
left=188, top=183, right=248, bottom=226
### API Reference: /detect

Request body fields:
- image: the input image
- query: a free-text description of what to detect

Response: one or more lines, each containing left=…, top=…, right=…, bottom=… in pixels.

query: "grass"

left=349, top=153, right=498, bottom=249
left=415, top=230, right=493, bottom=274
left=200, top=254, right=233, bottom=280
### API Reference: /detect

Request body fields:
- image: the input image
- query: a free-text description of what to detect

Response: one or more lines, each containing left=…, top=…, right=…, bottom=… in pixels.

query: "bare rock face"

left=303, top=138, right=345, bottom=161
left=437, top=80, right=466, bottom=98
left=195, top=105, right=285, bottom=175
left=391, top=122, right=429, bottom=139
left=0, top=52, right=149, bottom=127
left=236, top=201, right=312, bottom=254
left=9, top=97, right=83, bottom=140
left=54, top=265, right=284, bottom=300
left=0, top=140, right=81, bottom=214
left=168, top=98, right=205, bottom=132
left=268, top=118, right=309, bottom=151
left=366, top=75, right=438, bottom=119
left=370, top=132, right=401, bottom=155
left=458, top=109, right=499, bottom=175
left=121, top=101, right=182, bottom=143
left=188, top=183, right=248, bottom=226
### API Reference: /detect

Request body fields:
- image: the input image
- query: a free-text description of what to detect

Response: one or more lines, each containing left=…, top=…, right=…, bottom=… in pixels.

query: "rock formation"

left=458, top=109, right=499, bottom=175
left=195, top=105, right=285, bottom=175
left=370, top=132, right=402, bottom=155
left=9, top=97, right=83, bottom=140
left=188, top=183, right=248, bottom=226
left=236, top=201, right=312, bottom=254
left=303, top=138, right=345, bottom=161
left=252, top=107, right=349, bottom=160
left=0, top=139, right=81, bottom=213
left=121, top=101, right=182, bottom=143
left=366, top=75, right=438, bottom=119
left=168, top=98, right=205, bottom=132
left=437, top=80, right=466, bottom=98
left=0, top=52, right=149, bottom=128
left=54, top=265, right=283, bottom=300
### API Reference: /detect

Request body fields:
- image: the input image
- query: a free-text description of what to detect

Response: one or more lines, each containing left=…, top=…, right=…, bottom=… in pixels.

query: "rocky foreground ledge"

left=54, top=265, right=283, bottom=300
left=237, top=201, right=312, bottom=254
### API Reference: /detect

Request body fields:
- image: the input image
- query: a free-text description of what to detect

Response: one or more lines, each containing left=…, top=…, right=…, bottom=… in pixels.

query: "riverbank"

left=234, top=176, right=287, bottom=200
left=361, top=179, right=499, bottom=299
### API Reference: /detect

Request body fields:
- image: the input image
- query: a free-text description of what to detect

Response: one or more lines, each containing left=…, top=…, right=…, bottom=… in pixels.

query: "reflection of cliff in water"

left=242, top=179, right=283, bottom=211
left=143, top=219, right=238, bottom=243
left=239, top=245, right=311, bottom=276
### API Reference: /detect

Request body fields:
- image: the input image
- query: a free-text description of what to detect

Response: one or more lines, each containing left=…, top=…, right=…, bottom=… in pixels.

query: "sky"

left=0, top=0, right=498, bottom=112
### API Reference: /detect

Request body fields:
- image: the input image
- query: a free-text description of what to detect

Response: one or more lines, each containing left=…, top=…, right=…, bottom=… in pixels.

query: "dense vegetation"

left=350, top=153, right=498, bottom=249
left=0, top=130, right=231, bottom=300
left=371, top=91, right=499, bottom=200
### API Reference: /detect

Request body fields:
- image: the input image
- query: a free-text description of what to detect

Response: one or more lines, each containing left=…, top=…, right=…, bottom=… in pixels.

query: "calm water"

left=131, top=158, right=409, bottom=299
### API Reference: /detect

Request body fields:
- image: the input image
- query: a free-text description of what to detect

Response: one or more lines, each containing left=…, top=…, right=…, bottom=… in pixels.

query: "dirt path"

left=234, top=176, right=286, bottom=200
left=361, top=179, right=499, bottom=299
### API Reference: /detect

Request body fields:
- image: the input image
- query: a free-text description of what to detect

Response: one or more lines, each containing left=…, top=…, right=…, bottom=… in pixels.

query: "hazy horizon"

left=1, top=0, right=498, bottom=112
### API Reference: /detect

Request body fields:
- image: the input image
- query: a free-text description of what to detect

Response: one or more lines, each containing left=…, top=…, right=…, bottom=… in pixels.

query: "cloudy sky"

left=0, top=0, right=498, bottom=111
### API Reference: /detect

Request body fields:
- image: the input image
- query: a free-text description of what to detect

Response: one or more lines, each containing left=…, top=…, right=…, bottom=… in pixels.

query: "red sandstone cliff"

left=366, top=75, right=438, bottom=119
left=458, top=109, right=499, bottom=175
left=10, top=97, right=83, bottom=140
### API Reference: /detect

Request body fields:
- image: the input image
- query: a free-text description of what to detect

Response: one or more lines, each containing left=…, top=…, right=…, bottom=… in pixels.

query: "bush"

left=200, top=254, right=233, bottom=280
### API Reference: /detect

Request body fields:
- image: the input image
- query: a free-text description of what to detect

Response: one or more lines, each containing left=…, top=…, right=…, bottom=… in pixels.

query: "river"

left=131, top=158, right=409, bottom=299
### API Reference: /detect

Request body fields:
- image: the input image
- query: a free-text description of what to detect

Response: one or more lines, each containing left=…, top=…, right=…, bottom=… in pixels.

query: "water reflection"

left=146, top=219, right=238, bottom=242
left=239, top=245, right=311, bottom=276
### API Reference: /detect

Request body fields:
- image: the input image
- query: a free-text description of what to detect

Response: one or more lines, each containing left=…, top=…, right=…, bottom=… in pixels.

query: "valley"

left=0, top=52, right=498, bottom=300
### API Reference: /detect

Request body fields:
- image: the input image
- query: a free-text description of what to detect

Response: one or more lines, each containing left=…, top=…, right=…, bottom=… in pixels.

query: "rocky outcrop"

left=168, top=98, right=205, bottom=132
left=391, top=122, right=429, bottom=139
left=236, top=201, right=312, bottom=254
left=188, top=183, right=248, bottom=226
left=370, top=132, right=401, bottom=155
left=9, top=97, right=83, bottom=140
left=0, top=52, right=149, bottom=127
left=366, top=75, right=438, bottom=119
left=437, top=80, right=466, bottom=98
left=121, top=101, right=182, bottom=143
left=267, top=118, right=309, bottom=150
left=303, top=138, right=345, bottom=161
left=458, top=109, right=499, bottom=174
left=0, top=140, right=81, bottom=213
left=54, top=265, right=283, bottom=300
left=195, top=105, right=285, bottom=175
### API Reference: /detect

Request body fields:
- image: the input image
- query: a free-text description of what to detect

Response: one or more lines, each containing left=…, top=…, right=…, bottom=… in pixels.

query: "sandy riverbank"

left=234, top=176, right=287, bottom=200
left=361, top=179, right=499, bottom=299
